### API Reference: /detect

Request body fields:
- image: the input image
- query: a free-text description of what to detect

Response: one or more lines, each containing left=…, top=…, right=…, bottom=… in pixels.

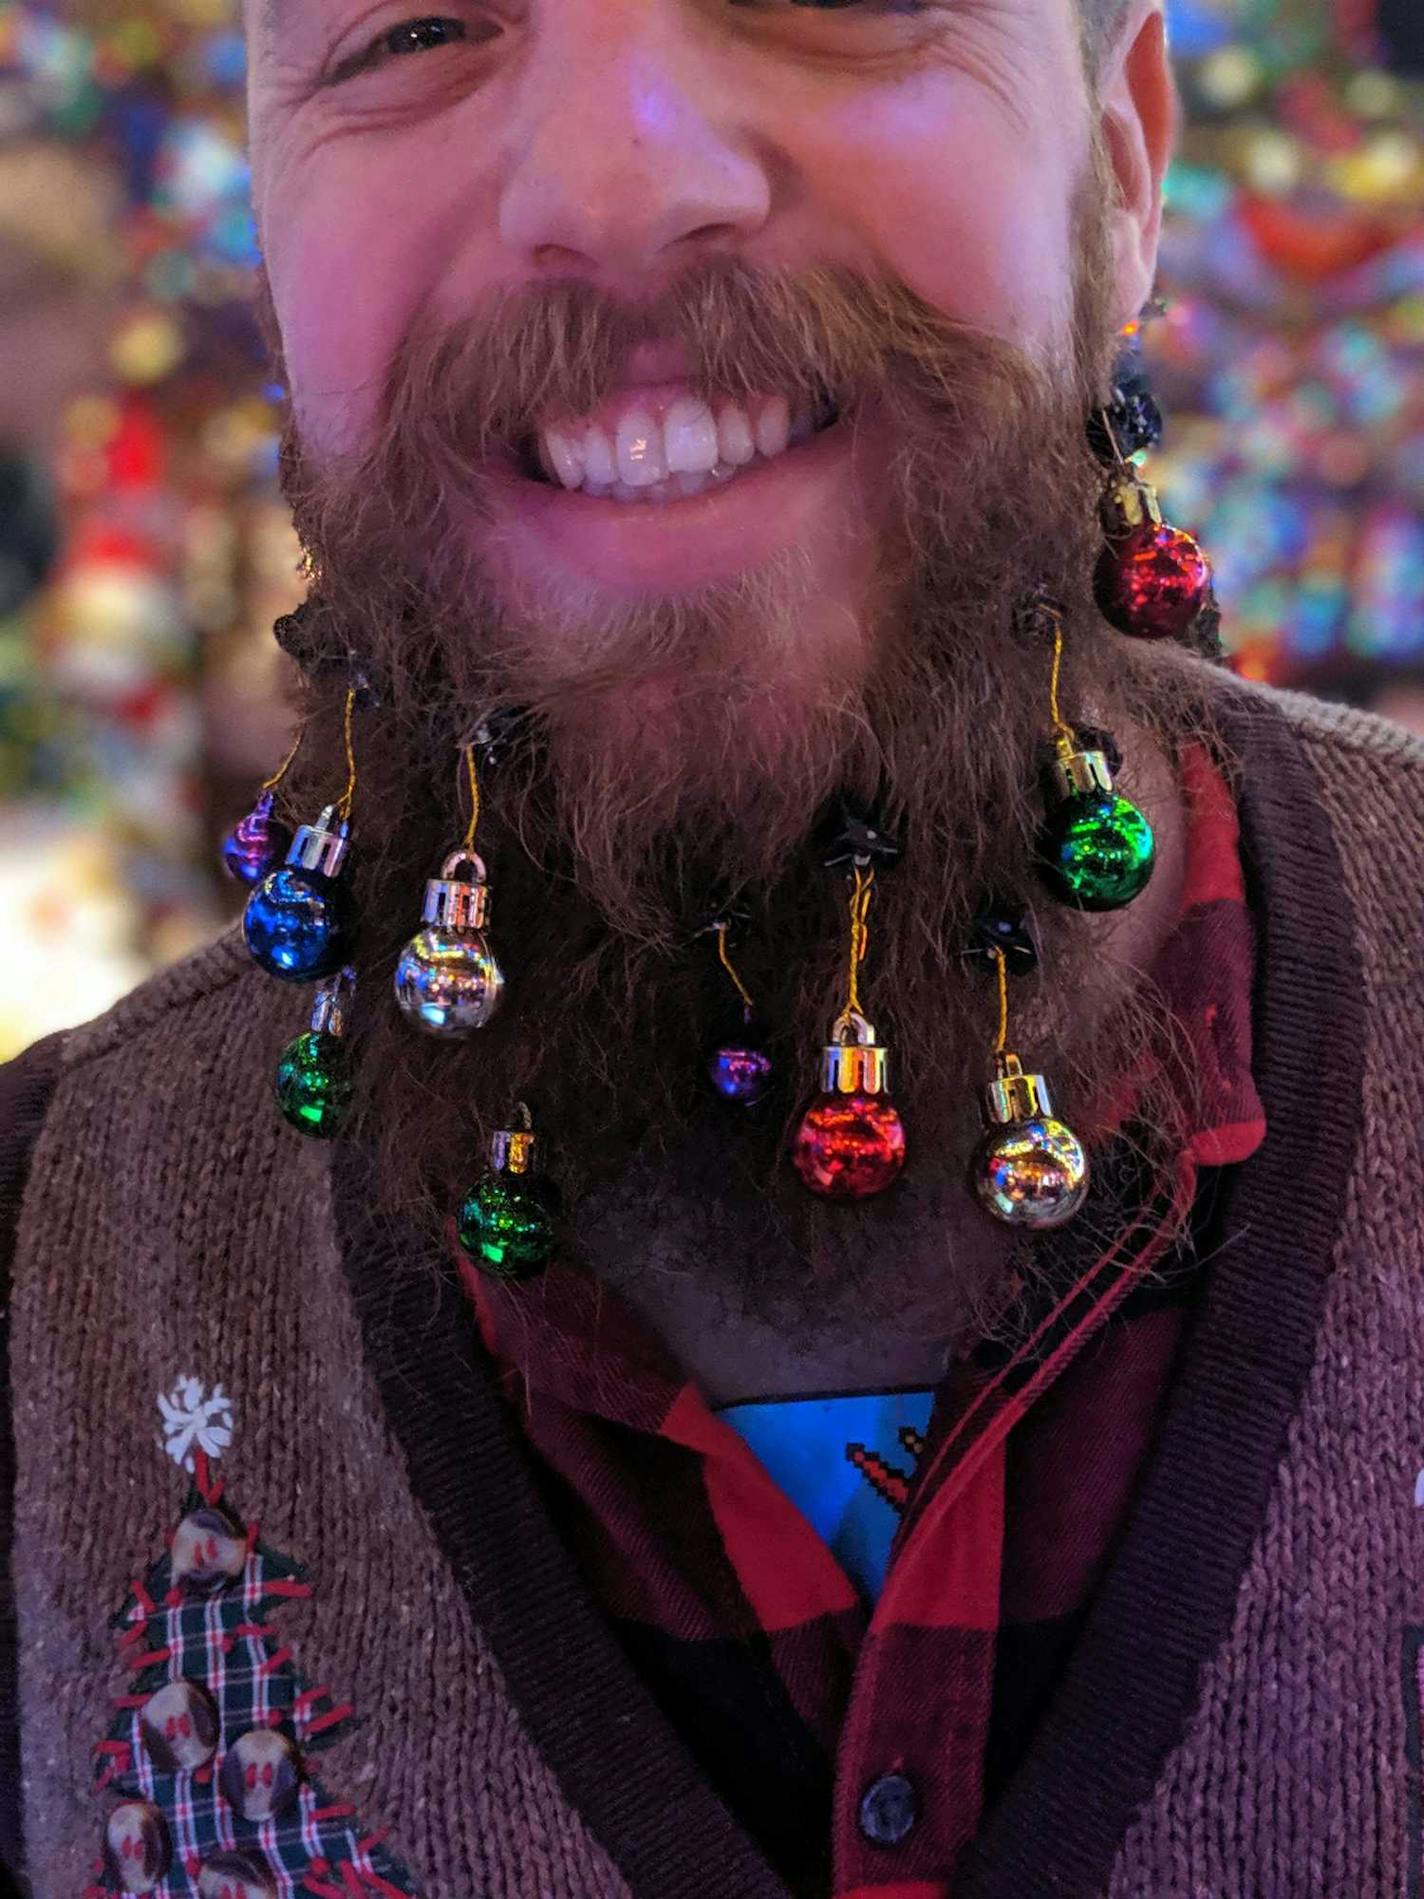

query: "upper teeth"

left=539, top=392, right=815, bottom=499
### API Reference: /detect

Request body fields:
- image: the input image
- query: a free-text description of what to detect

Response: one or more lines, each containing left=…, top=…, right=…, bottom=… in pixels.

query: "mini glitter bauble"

left=1039, top=792, right=1155, bottom=912
left=1038, top=744, right=1155, bottom=914
left=973, top=1117, right=1089, bottom=1228
left=708, top=1043, right=774, bottom=1106
left=221, top=790, right=292, bottom=887
left=273, top=972, right=356, bottom=1139
left=457, top=1174, right=559, bottom=1281
left=274, top=1031, right=352, bottom=1139
left=792, top=1092, right=907, bottom=1200
left=979, top=1055, right=1086, bottom=1230
left=1095, top=523, right=1211, bottom=640
left=244, top=807, right=356, bottom=983
left=395, top=851, right=504, bottom=1036
left=972, top=1056, right=1088, bottom=1230
left=456, top=1118, right=560, bottom=1281
left=245, top=869, right=355, bottom=982
left=793, top=1011, right=906, bottom=1200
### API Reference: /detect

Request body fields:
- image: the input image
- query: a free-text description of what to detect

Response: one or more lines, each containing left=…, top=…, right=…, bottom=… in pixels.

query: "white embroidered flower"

left=157, top=1376, right=235, bottom=1472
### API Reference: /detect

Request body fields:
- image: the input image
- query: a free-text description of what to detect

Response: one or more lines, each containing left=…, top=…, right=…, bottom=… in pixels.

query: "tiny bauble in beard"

left=1037, top=737, right=1155, bottom=913
left=702, top=919, right=774, bottom=1105
left=221, top=789, right=293, bottom=887
left=273, top=967, right=356, bottom=1140
left=395, top=851, right=505, bottom=1036
left=707, top=1035, right=775, bottom=1107
left=243, top=805, right=358, bottom=983
left=1094, top=471, right=1211, bottom=643
left=971, top=1052, right=1090, bottom=1230
left=792, top=1010, right=907, bottom=1201
left=456, top=1114, right=561, bottom=1283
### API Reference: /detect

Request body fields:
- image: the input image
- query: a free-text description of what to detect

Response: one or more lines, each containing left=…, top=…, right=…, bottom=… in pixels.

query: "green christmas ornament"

left=1037, top=737, right=1155, bottom=912
left=456, top=1108, right=560, bottom=1282
left=273, top=968, right=356, bottom=1140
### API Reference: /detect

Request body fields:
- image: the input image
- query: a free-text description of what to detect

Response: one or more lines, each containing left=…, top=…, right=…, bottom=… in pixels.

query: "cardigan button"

left=102, top=1800, right=172, bottom=1892
left=858, top=1771, right=920, bottom=1847
left=138, top=1677, right=221, bottom=1772
left=218, top=1727, right=303, bottom=1822
left=171, top=1507, right=248, bottom=1592
left=197, top=1846, right=278, bottom=1897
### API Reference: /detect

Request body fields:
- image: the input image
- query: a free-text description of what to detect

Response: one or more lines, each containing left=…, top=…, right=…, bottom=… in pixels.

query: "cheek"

left=257, top=124, right=504, bottom=461
left=800, top=72, right=1082, bottom=355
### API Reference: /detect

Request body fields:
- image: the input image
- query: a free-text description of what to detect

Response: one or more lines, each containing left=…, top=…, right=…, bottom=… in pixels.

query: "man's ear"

left=1096, top=1, right=1179, bottom=332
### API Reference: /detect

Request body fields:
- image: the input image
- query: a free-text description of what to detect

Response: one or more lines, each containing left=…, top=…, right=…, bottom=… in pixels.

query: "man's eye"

left=378, top=17, right=468, bottom=57
left=328, top=14, right=492, bottom=83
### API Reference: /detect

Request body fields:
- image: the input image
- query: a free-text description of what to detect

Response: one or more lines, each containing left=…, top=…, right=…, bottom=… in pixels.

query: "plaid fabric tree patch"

left=1403, top=1625, right=1424, bottom=1899
left=87, top=1430, right=417, bottom=1899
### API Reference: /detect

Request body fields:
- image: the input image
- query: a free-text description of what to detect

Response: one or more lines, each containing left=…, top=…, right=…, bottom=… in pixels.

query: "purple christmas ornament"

left=221, top=791, right=293, bottom=887
left=708, top=1043, right=774, bottom=1107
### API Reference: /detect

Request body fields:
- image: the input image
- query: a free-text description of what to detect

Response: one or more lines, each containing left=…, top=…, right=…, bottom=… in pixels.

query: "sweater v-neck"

left=331, top=679, right=1366, bottom=1899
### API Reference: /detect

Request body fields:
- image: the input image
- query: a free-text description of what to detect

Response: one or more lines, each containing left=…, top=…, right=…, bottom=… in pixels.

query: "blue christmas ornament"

left=244, top=805, right=357, bottom=983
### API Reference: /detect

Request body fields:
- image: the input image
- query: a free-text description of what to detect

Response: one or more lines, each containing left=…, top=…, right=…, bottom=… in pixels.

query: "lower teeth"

left=581, top=460, right=747, bottom=504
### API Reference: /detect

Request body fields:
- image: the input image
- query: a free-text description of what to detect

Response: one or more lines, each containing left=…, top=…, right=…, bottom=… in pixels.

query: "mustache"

left=367, top=257, right=1060, bottom=477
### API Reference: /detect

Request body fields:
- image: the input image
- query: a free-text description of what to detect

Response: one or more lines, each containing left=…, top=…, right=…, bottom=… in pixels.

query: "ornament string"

left=837, top=866, right=876, bottom=1031
left=992, top=946, right=1010, bottom=1058
left=335, top=688, right=359, bottom=822
left=462, top=743, right=482, bottom=854
left=1097, top=408, right=1127, bottom=469
left=260, top=726, right=304, bottom=795
left=1046, top=610, right=1076, bottom=749
left=715, top=922, right=756, bottom=1020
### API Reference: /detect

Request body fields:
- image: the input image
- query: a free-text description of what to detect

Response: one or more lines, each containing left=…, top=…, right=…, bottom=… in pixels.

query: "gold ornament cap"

left=1050, top=736, right=1116, bottom=802
left=424, top=851, right=492, bottom=931
left=984, top=1052, right=1054, bottom=1127
left=821, top=1010, right=890, bottom=1097
left=491, top=1127, right=537, bottom=1176
left=1100, top=473, right=1164, bottom=538
left=288, top=805, right=351, bottom=878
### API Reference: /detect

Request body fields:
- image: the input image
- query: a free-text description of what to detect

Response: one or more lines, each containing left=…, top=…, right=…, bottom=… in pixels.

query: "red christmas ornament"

left=1094, top=476, right=1211, bottom=641
left=793, top=1011, right=907, bottom=1201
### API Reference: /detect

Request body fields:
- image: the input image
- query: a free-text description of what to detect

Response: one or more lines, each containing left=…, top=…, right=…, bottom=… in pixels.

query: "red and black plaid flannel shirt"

left=462, top=742, right=1265, bottom=1899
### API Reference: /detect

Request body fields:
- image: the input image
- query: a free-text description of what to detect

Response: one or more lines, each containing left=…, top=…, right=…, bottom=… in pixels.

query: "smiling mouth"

left=514, top=385, right=844, bottom=505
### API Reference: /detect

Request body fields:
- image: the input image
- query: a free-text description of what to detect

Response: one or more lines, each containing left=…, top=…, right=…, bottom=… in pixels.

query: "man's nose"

left=497, top=7, right=771, bottom=285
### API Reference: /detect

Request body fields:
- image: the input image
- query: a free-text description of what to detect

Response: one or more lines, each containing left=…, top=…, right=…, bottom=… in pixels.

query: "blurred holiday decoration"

left=1153, top=0, right=1424, bottom=696
left=0, top=0, right=305, bottom=1056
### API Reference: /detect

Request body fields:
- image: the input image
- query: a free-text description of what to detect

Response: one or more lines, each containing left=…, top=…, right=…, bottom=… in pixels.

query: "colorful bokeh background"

left=0, top=0, right=1419, bottom=1056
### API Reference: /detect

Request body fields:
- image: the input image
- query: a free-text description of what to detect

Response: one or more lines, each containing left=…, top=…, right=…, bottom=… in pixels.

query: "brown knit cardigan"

left=3, top=668, right=1424, bottom=1899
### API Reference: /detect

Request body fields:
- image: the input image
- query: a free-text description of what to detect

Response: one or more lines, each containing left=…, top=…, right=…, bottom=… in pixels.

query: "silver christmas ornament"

left=971, top=1054, right=1089, bottom=1230
left=394, top=850, right=504, bottom=1036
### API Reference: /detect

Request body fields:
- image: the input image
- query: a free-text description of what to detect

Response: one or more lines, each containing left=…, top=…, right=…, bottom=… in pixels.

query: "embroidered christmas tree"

left=88, top=1381, right=416, bottom=1899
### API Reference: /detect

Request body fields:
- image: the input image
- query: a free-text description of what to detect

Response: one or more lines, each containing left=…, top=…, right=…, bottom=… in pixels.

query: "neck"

left=572, top=721, right=1188, bottom=1402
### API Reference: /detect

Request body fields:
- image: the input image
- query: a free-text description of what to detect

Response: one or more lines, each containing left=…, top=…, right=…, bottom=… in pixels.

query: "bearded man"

left=4, top=2, right=1423, bottom=1896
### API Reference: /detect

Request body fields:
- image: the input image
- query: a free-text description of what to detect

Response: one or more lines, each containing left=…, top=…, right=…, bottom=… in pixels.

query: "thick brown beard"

left=264, top=175, right=1217, bottom=1340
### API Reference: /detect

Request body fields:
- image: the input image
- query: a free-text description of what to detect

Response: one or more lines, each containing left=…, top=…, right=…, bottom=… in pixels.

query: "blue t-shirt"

left=715, top=1388, right=936, bottom=1602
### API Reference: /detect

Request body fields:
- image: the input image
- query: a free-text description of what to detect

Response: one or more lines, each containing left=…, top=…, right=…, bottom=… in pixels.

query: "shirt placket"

left=826, top=1146, right=1198, bottom=1898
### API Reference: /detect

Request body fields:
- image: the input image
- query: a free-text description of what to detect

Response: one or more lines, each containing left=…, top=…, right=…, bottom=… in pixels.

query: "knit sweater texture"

left=2, top=662, right=1422, bottom=1898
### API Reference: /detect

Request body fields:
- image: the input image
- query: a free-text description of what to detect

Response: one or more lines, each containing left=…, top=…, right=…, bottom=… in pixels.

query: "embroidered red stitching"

left=91, top=1467, right=421, bottom=1896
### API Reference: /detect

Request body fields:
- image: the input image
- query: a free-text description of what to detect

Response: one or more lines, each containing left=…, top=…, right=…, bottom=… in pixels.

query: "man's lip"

left=479, top=409, right=866, bottom=597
